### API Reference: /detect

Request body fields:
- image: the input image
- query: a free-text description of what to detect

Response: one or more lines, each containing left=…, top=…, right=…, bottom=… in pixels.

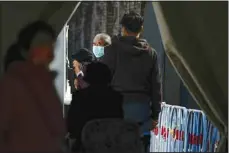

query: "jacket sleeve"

left=77, top=75, right=89, bottom=89
left=150, top=50, right=162, bottom=120
left=100, top=44, right=116, bottom=76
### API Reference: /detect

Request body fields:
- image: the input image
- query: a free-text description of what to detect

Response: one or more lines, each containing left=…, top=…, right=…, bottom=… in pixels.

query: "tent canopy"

left=153, top=2, right=227, bottom=151
left=0, top=1, right=227, bottom=151
left=0, top=1, right=78, bottom=74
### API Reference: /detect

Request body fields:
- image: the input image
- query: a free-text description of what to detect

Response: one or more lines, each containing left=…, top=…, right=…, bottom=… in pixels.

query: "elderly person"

left=92, top=33, right=111, bottom=59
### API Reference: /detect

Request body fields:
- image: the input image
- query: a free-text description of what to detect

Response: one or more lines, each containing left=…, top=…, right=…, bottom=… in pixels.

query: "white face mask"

left=93, top=46, right=104, bottom=58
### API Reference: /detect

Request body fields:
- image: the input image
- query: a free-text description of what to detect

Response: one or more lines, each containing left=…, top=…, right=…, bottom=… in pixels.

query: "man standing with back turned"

left=100, top=11, right=162, bottom=152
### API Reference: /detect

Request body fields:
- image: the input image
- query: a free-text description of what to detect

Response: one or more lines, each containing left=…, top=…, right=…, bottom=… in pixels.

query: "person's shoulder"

left=150, top=47, right=157, bottom=56
left=111, top=35, right=119, bottom=42
left=104, top=43, right=115, bottom=52
left=146, top=45, right=157, bottom=59
left=104, top=35, right=120, bottom=51
left=137, top=38, right=157, bottom=56
left=0, top=73, right=21, bottom=97
left=0, top=73, right=19, bottom=86
left=103, top=44, right=116, bottom=60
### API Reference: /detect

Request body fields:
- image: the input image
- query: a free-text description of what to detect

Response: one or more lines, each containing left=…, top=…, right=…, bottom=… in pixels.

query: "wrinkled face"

left=92, top=39, right=106, bottom=58
left=28, top=32, right=55, bottom=66
left=93, top=39, right=105, bottom=47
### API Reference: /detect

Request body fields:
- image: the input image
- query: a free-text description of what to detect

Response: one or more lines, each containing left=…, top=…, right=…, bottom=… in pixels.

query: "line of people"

left=0, top=11, right=162, bottom=153
left=67, top=11, right=162, bottom=153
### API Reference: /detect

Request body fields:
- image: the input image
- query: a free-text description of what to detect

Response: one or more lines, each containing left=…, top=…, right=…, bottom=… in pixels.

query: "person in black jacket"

left=65, top=48, right=95, bottom=123
left=67, top=48, right=95, bottom=93
left=67, top=62, right=123, bottom=152
left=100, top=11, right=162, bottom=153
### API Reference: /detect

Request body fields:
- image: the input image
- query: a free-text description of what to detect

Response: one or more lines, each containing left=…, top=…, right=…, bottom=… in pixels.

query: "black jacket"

left=100, top=36, right=162, bottom=120
left=67, top=85, right=123, bottom=140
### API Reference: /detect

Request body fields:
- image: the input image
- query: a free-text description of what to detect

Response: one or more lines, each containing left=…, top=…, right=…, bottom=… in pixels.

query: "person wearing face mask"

left=92, top=33, right=111, bottom=60
left=100, top=11, right=162, bottom=153
left=0, top=21, right=66, bottom=152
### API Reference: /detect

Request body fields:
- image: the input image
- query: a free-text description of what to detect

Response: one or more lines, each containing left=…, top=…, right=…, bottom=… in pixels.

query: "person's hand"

left=74, top=79, right=78, bottom=89
left=73, top=60, right=80, bottom=74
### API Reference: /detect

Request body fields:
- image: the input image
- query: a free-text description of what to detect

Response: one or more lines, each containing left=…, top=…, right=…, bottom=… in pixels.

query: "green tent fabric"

left=0, top=2, right=79, bottom=75
left=152, top=2, right=228, bottom=151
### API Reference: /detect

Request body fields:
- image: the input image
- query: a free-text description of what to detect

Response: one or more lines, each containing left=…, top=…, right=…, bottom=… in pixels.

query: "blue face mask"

left=93, top=46, right=104, bottom=58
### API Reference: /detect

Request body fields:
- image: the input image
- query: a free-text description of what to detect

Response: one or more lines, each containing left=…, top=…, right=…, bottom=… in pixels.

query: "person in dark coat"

left=0, top=21, right=66, bottom=152
left=66, top=48, right=96, bottom=125
left=67, top=48, right=95, bottom=93
left=67, top=62, right=124, bottom=152
left=100, top=11, right=162, bottom=152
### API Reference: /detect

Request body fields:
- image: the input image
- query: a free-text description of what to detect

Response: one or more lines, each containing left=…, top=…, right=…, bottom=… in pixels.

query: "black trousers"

left=141, top=134, right=151, bottom=153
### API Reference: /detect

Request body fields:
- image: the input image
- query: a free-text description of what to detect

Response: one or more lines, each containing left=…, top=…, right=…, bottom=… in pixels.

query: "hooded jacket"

left=100, top=36, right=162, bottom=120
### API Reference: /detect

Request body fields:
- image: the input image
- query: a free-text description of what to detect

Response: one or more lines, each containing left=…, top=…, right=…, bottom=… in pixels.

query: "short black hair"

left=120, top=11, right=144, bottom=33
left=17, top=20, right=56, bottom=50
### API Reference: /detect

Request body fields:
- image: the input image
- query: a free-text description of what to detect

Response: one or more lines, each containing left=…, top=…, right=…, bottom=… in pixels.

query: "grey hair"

left=93, top=33, right=111, bottom=46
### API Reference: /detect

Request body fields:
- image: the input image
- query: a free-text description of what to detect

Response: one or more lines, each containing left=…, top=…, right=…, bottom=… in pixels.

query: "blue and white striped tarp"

left=150, top=102, right=220, bottom=152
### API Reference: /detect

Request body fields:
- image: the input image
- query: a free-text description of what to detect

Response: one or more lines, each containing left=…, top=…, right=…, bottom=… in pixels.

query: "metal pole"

left=65, top=1, right=82, bottom=26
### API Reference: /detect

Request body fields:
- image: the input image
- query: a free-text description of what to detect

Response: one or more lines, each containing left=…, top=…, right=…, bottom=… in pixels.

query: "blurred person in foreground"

left=67, top=62, right=123, bottom=152
left=100, top=11, right=162, bottom=152
left=92, top=33, right=111, bottom=60
left=0, top=21, right=66, bottom=152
